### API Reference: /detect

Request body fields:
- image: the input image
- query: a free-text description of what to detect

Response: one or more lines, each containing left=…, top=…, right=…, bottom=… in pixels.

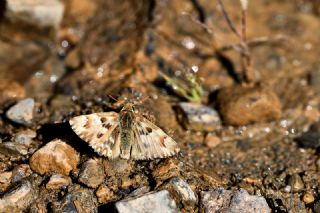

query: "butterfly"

left=69, top=103, right=180, bottom=160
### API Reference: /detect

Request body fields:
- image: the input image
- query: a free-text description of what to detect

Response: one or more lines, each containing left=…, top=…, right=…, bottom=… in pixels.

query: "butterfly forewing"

left=131, top=116, right=180, bottom=160
left=69, top=112, right=121, bottom=158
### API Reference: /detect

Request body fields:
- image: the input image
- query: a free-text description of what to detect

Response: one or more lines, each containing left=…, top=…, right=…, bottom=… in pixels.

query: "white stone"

left=6, top=0, right=64, bottom=28
left=116, top=190, right=178, bottom=213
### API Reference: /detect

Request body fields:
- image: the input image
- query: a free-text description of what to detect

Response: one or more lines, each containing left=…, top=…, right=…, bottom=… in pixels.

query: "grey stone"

left=115, top=190, right=178, bottom=213
left=177, top=102, right=221, bottom=131
left=5, top=0, right=64, bottom=28
left=201, top=188, right=270, bottom=213
left=0, top=142, right=29, bottom=156
left=14, top=129, right=36, bottom=146
left=53, top=187, right=98, bottom=213
left=169, top=177, right=196, bottom=203
left=288, top=174, right=304, bottom=192
left=78, top=159, right=105, bottom=188
left=6, top=98, right=35, bottom=125
left=0, top=180, right=37, bottom=212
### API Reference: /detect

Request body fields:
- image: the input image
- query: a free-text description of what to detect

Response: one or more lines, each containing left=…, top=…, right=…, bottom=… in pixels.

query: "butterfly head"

left=121, top=103, right=135, bottom=112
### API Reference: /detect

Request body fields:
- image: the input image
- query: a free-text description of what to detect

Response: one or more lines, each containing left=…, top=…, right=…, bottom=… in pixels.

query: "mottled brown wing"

left=69, top=112, right=121, bottom=159
left=131, top=116, right=180, bottom=160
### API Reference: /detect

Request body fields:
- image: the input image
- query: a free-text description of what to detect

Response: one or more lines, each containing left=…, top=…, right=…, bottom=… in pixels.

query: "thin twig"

left=217, top=0, right=241, bottom=39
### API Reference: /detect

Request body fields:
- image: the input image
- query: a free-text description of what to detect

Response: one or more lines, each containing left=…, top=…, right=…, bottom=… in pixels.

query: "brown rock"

left=0, top=171, right=12, bottom=193
left=78, top=159, right=104, bottom=188
left=65, top=48, right=81, bottom=69
left=30, top=139, right=79, bottom=175
left=0, top=81, right=26, bottom=105
left=96, top=184, right=117, bottom=204
left=46, top=174, right=72, bottom=190
left=152, top=159, right=180, bottom=185
left=217, top=84, right=282, bottom=125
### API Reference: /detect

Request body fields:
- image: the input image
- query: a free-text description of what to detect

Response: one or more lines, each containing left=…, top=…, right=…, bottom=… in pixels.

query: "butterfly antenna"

left=108, top=94, right=118, bottom=102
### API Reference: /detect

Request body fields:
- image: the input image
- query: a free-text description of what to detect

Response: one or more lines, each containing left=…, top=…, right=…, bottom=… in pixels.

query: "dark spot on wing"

left=139, top=129, right=145, bottom=135
left=103, top=123, right=112, bottom=129
left=100, top=117, right=107, bottom=123
left=146, top=127, right=153, bottom=133
left=97, top=133, right=103, bottom=138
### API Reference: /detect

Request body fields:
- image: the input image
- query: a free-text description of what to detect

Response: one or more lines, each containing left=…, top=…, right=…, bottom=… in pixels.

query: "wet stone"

left=78, top=159, right=105, bottom=188
left=288, top=173, right=304, bottom=192
left=177, top=102, right=221, bottom=131
left=168, top=177, right=197, bottom=203
left=115, top=190, right=178, bottom=213
left=46, top=174, right=72, bottom=190
left=6, top=98, right=35, bottom=125
left=217, top=85, right=282, bottom=125
left=201, top=188, right=270, bottom=213
left=30, top=139, right=79, bottom=175
left=0, top=180, right=37, bottom=212
left=295, top=121, right=320, bottom=149
left=5, top=0, right=65, bottom=28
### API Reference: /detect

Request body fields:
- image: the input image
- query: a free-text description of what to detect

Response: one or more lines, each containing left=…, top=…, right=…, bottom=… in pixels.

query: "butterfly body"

left=70, top=103, right=180, bottom=160
left=119, top=104, right=135, bottom=159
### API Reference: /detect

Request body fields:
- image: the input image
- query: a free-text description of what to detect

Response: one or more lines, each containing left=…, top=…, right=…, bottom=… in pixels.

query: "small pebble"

left=6, top=98, right=35, bottom=125
left=204, top=134, right=222, bottom=148
left=78, top=159, right=104, bottom=188
left=115, top=190, right=178, bottom=213
left=30, top=139, right=79, bottom=175
left=46, top=174, right=72, bottom=190
left=12, top=164, right=32, bottom=183
left=65, top=48, right=81, bottom=69
left=288, top=174, right=304, bottom=192
left=13, top=129, right=36, bottom=146
left=177, top=102, right=221, bottom=131
left=303, top=192, right=315, bottom=204
left=169, top=177, right=197, bottom=203
left=96, top=184, right=116, bottom=204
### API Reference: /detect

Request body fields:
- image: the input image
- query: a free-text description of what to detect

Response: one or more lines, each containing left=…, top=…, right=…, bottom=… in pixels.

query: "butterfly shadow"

left=36, top=122, right=97, bottom=157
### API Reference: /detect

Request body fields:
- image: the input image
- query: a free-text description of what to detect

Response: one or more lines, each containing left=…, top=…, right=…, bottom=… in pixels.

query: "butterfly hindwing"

left=131, top=116, right=180, bottom=160
left=69, top=112, right=121, bottom=158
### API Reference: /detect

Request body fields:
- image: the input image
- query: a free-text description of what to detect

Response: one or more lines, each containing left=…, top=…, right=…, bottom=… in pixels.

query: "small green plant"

left=159, top=71, right=204, bottom=103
